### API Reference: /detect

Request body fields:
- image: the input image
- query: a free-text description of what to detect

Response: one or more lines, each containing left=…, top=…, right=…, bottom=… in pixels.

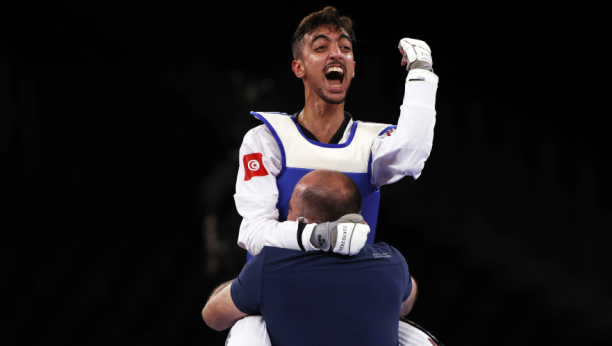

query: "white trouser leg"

left=399, top=319, right=440, bottom=346
left=225, top=315, right=271, bottom=346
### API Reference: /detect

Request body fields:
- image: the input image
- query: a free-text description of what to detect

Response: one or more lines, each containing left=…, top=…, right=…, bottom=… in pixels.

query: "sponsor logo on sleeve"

left=243, top=153, right=269, bottom=181
left=386, top=128, right=395, bottom=136
left=373, top=252, right=391, bottom=258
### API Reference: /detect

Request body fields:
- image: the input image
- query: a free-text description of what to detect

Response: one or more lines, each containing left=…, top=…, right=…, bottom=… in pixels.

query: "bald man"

left=203, top=170, right=417, bottom=346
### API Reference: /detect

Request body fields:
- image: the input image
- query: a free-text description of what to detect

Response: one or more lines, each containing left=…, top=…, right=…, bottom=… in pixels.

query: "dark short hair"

left=291, top=6, right=356, bottom=60
left=298, top=170, right=361, bottom=223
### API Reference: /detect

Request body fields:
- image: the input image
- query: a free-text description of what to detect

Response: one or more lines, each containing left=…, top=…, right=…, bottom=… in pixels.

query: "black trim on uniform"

left=297, top=222, right=306, bottom=251
left=292, top=112, right=351, bottom=144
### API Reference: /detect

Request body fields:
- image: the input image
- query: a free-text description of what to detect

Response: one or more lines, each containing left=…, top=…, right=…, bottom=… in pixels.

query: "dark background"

left=1, top=1, right=609, bottom=345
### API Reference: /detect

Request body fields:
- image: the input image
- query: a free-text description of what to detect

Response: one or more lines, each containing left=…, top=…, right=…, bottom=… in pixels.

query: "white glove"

left=302, top=214, right=370, bottom=256
left=398, top=38, right=433, bottom=72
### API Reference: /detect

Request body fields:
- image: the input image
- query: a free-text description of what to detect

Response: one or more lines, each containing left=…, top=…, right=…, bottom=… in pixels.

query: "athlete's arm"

left=234, top=126, right=303, bottom=256
left=370, top=39, right=439, bottom=186
left=202, top=279, right=247, bottom=331
left=401, top=276, right=418, bottom=316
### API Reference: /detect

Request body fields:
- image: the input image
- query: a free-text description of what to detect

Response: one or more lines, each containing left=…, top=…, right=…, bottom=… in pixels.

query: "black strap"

left=297, top=222, right=306, bottom=251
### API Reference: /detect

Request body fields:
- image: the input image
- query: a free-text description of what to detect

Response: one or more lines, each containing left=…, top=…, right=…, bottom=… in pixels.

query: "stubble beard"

left=315, top=85, right=349, bottom=105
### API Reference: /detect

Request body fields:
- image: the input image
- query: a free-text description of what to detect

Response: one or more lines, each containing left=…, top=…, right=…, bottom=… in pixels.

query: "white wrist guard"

left=300, top=220, right=320, bottom=252
left=407, top=69, right=439, bottom=84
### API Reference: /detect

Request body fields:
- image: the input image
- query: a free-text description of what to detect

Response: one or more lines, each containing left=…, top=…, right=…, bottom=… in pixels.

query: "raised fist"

left=398, top=38, right=433, bottom=72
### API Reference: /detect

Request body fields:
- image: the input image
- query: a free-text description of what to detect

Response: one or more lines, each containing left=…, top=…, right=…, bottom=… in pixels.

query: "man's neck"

left=298, top=95, right=345, bottom=144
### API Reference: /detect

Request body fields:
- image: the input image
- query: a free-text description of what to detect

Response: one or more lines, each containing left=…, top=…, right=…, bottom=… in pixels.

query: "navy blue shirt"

left=231, top=243, right=412, bottom=346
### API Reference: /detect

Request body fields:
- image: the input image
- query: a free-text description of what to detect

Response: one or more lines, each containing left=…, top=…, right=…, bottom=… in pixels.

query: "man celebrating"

left=235, top=6, right=439, bottom=259
left=205, top=170, right=417, bottom=346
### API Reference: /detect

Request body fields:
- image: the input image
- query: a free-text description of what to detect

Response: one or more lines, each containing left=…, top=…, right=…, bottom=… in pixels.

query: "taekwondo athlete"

left=234, top=6, right=439, bottom=259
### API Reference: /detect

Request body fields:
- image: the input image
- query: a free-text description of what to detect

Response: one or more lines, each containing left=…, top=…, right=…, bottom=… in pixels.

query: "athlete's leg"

left=225, top=315, right=271, bottom=346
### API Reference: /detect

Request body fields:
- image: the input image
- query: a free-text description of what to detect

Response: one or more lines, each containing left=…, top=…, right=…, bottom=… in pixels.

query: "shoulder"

left=259, top=246, right=308, bottom=261
left=355, top=121, right=395, bottom=136
left=250, top=111, right=293, bottom=128
left=364, top=242, right=406, bottom=263
left=241, top=124, right=274, bottom=150
left=243, top=111, right=293, bottom=141
left=244, top=124, right=272, bottom=140
left=367, top=242, right=393, bottom=252
left=258, top=246, right=324, bottom=271
left=355, top=120, right=393, bottom=127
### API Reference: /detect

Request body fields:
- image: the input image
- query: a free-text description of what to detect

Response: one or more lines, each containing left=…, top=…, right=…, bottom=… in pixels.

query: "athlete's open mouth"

left=325, top=66, right=344, bottom=90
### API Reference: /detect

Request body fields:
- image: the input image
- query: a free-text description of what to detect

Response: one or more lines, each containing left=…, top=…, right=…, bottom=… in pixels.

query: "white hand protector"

left=305, top=214, right=370, bottom=256
left=398, top=38, right=433, bottom=72
left=331, top=214, right=369, bottom=255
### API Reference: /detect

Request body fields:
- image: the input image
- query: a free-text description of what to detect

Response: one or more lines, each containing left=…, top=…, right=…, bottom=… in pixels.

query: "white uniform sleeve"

left=371, top=69, right=438, bottom=186
left=234, top=125, right=302, bottom=256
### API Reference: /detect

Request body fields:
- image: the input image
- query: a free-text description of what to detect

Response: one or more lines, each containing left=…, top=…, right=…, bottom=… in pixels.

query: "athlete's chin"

left=323, top=96, right=345, bottom=105
left=317, top=89, right=348, bottom=105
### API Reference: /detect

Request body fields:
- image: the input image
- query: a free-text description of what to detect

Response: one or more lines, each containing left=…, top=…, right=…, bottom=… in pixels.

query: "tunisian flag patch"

left=243, top=153, right=269, bottom=181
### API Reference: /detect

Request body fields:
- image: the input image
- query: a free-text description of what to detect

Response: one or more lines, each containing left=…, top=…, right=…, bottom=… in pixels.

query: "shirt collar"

left=291, top=112, right=353, bottom=144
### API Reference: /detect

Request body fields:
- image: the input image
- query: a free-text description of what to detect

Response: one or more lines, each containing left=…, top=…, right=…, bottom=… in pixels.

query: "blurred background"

left=1, top=1, right=609, bottom=345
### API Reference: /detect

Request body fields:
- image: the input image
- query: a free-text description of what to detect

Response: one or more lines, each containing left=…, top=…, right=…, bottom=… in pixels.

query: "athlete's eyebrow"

left=338, top=34, right=351, bottom=42
left=310, top=34, right=351, bottom=46
left=310, top=34, right=330, bottom=46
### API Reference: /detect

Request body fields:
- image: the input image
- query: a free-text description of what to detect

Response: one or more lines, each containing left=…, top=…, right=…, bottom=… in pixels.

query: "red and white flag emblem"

left=243, top=153, right=269, bottom=181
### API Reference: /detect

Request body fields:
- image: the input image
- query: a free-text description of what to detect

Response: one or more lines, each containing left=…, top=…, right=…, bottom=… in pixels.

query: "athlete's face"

left=292, top=26, right=356, bottom=105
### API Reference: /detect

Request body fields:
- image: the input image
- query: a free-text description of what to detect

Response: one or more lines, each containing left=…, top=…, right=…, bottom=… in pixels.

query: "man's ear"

left=352, top=61, right=356, bottom=78
left=292, top=60, right=305, bottom=78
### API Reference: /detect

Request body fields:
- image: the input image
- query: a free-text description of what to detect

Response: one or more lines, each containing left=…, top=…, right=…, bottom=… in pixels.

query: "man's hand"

left=398, top=38, right=433, bottom=72
left=307, top=214, right=370, bottom=255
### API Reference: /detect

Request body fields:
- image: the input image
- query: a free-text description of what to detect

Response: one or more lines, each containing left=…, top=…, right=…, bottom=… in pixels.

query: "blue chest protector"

left=247, top=112, right=394, bottom=261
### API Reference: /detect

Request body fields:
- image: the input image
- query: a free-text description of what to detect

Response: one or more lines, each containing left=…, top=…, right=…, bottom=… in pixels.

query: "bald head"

left=287, top=170, right=361, bottom=224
